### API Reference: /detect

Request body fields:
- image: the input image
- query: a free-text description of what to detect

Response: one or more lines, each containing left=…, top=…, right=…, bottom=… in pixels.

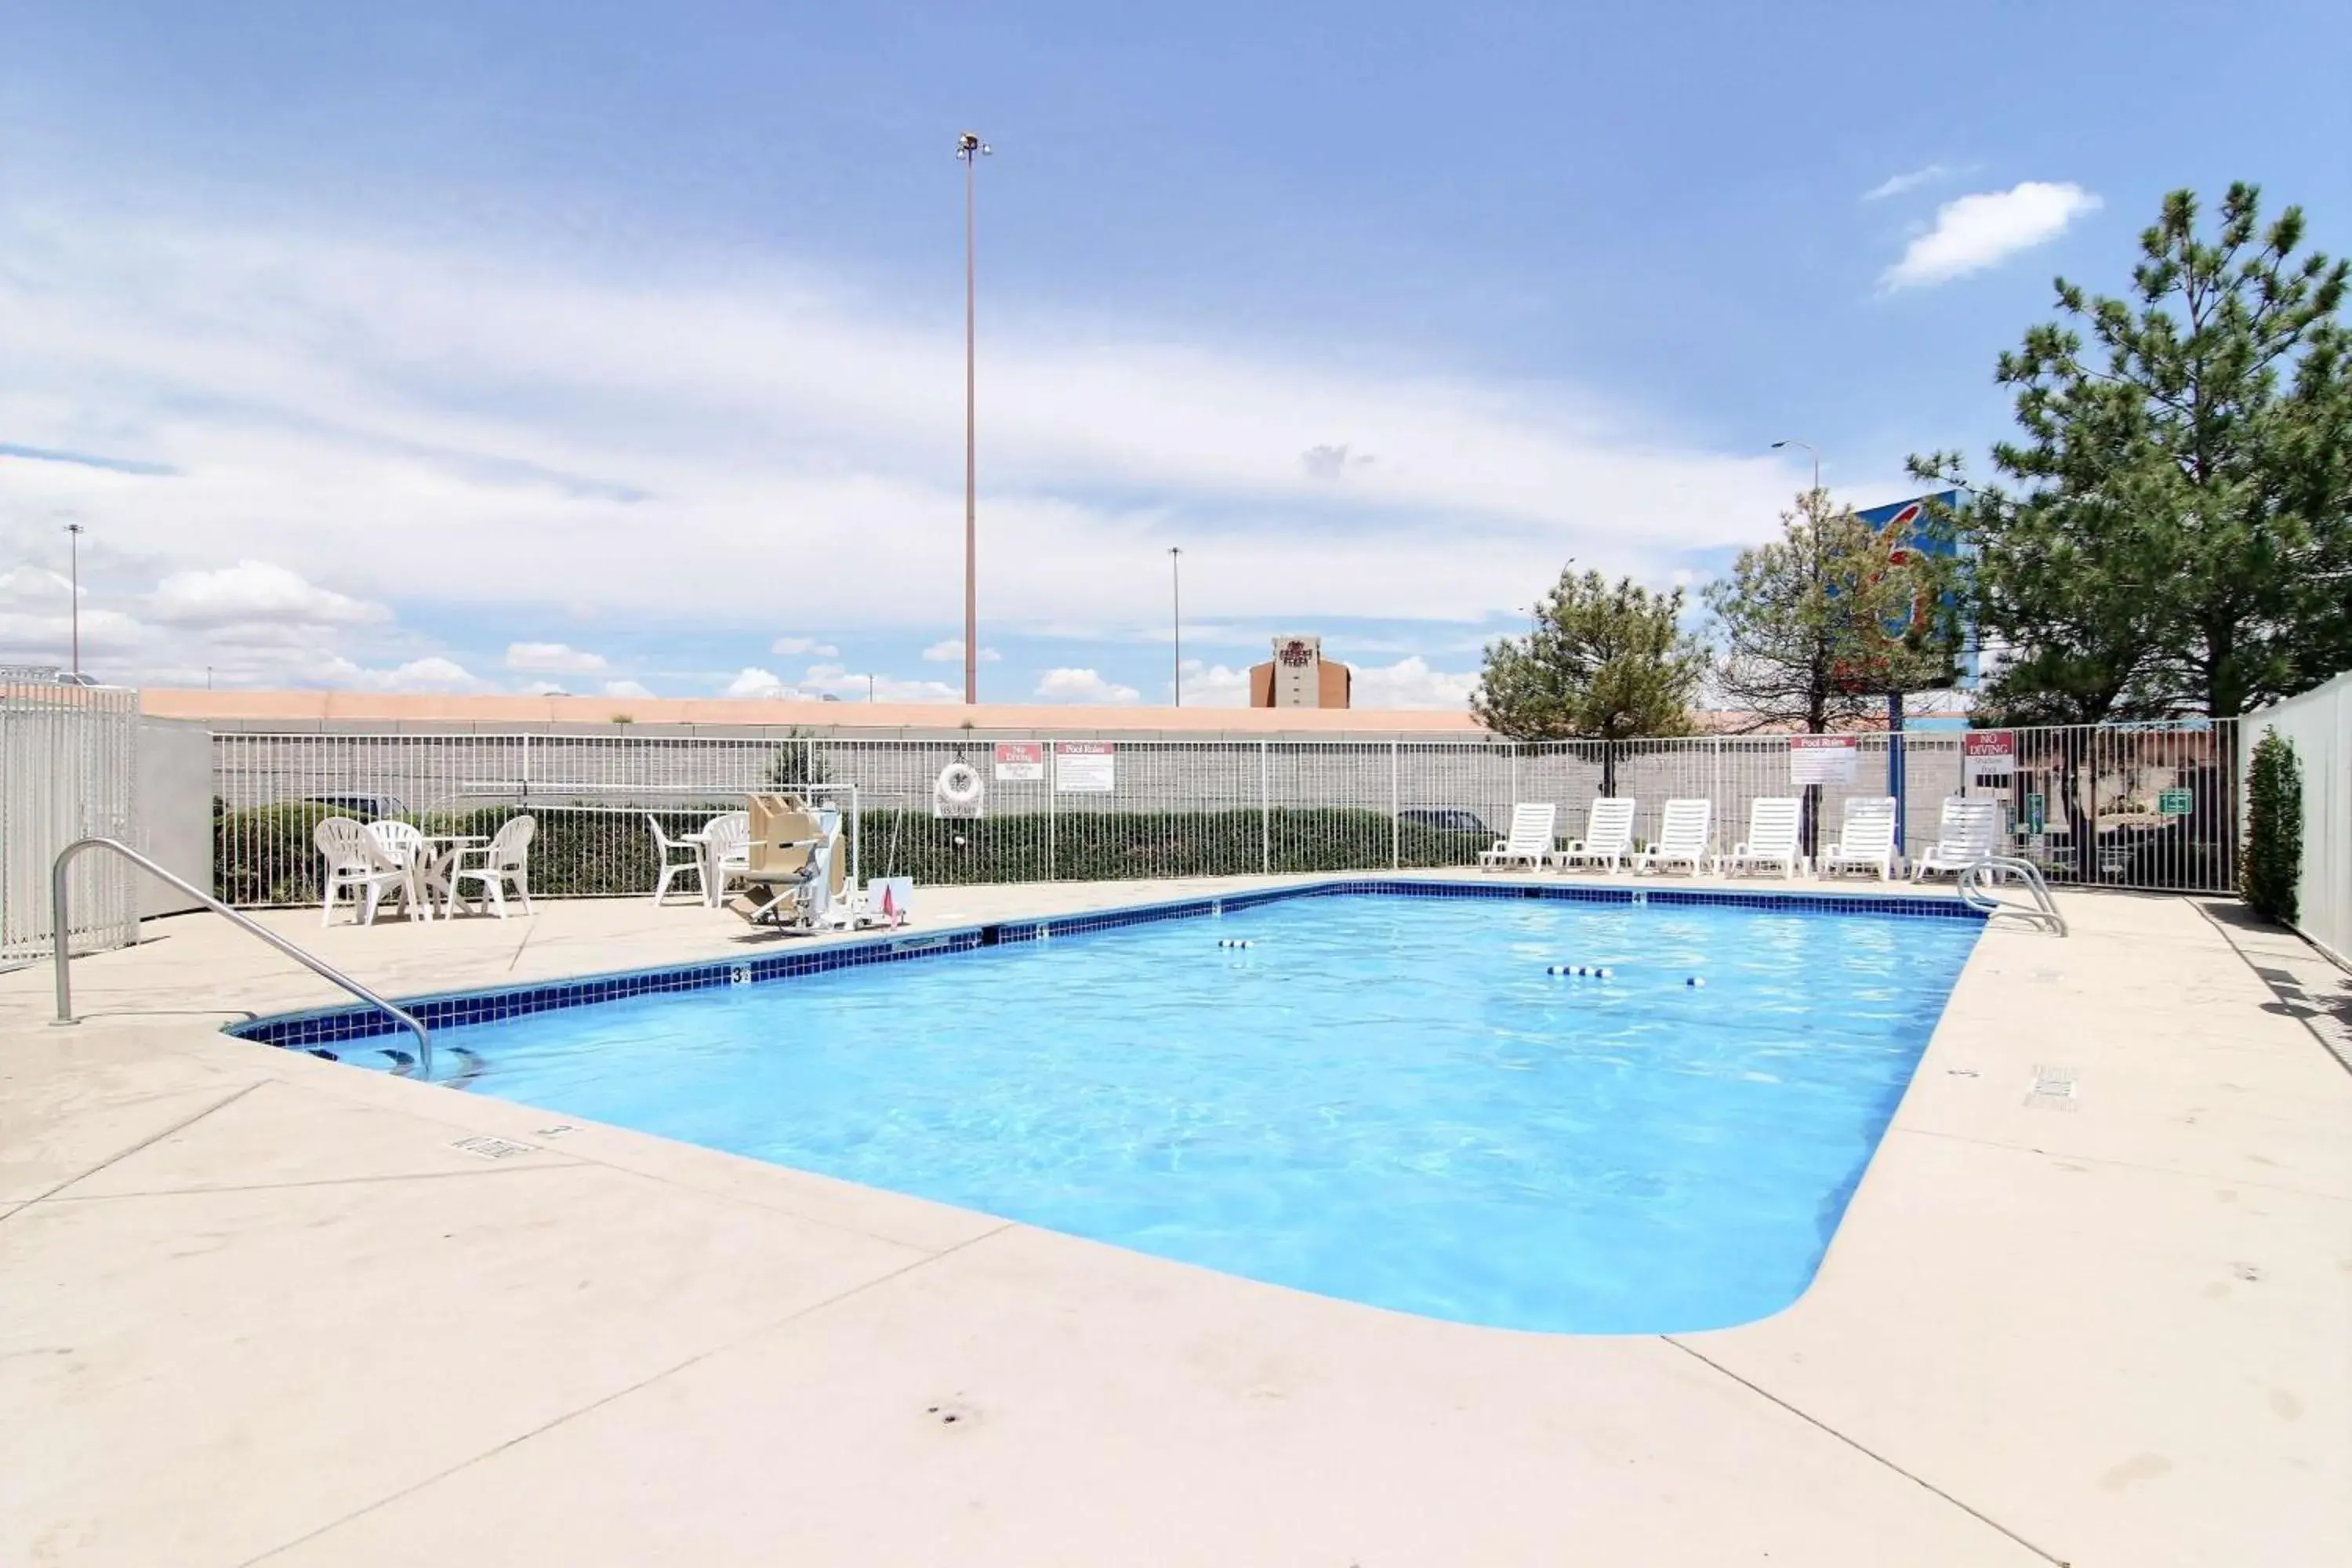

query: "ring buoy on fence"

left=933, top=760, right=985, bottom=818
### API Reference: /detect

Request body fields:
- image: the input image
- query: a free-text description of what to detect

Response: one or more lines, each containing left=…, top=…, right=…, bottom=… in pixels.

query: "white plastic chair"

left=315, top=817, right=408, bottom=927
left=1633, top=797, right=1713, bottom=876
left=1553, top=798, right=1636, bottom=873
left=1820, top=797, right=1901, bottom=881
left=1478, top=803, right=1559, bottom=871
left=1722, top=797, right=1806, bottom=879
left=445, top=815, right=536, bottom=918
left=1912, top=797, right=2003, bottom=880
left=695, top=810, right=751, bottom=908
left=647, top=814, right=706, bottom=903
left=365, top=819, right=432, bottom=921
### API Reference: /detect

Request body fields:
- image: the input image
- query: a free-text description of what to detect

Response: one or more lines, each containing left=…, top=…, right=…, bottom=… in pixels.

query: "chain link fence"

left=2, top=680, right=140, bottom=962
left=209, top=720, right=2241, bottom=906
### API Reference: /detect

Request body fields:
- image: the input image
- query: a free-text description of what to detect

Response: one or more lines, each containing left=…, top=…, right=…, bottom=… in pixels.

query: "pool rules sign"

left=1788, top=735, right=1858, bottom=785
left=1054, top=741, right=1116, bottom=793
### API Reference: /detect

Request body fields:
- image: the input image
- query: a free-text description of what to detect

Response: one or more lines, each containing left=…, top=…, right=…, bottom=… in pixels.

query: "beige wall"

left=143, top=688, right=1480, bottom=738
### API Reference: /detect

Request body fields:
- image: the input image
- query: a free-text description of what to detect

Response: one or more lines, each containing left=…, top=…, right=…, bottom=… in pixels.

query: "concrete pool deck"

left=3, top=874, right=2347, bottom=1566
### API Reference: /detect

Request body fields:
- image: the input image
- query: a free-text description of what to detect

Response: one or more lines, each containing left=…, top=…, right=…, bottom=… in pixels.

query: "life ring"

left=935, top=761, right=984, bottom=809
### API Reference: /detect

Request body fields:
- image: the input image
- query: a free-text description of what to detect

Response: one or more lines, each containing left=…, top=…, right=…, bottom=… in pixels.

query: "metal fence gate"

left=2, top=680, right=140, bottom=962
left=208, top=720, right=2241, bottom=906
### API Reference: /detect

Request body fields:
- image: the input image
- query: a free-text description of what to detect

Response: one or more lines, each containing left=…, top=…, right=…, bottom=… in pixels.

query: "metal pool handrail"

left=49, top=837, right=432, bottom=1080
left=1958, top=855, right=2068, bottom=936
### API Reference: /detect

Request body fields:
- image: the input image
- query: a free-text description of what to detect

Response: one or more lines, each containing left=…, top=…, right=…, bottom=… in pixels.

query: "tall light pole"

left=64, top=521, right=85, bottom=676
left=1168, top=546, right=1183, bottom=707
left=956, top=131, right=992, bottom=706
left=1770, top=438, right=1820, bottom=495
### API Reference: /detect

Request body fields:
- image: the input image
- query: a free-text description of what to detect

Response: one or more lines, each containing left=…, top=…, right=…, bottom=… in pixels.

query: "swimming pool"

left=256, top=887, right=1980, bottom=1334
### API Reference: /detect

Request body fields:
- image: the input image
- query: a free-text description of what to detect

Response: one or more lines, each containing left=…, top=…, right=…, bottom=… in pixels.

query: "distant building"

left=1249, top=635, right=1351, bottom=710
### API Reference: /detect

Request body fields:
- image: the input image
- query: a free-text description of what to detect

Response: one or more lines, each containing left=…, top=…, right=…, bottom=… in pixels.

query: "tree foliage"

left=2241, top=727, right=2303, bottom=924
left=1472, top=566, right=1706, bottom=741
left=1704, top=489, right=1958, bottom=733
left=1912, top=183, right=2350, bottom=720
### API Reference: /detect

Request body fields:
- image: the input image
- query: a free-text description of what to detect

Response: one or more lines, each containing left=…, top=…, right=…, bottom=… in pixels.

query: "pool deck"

left=3, top=873, right=2347, bottom=1567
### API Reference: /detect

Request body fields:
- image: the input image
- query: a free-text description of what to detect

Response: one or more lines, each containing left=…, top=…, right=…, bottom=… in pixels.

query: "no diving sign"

left=1965, top=731, right=2016, bottom=786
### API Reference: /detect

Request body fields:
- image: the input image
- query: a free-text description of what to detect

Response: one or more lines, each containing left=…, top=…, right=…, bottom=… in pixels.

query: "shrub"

left=2241, top=728, right=2302, bottom=924
left=212, top=803, right=1488, bottom=904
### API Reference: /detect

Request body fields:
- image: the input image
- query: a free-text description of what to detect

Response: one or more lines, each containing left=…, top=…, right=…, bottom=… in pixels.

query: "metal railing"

left=207, top=720, right=2243, bottom=904
left=3, top=679, right=138, bottom=961
left=1959, top=856, right=2068, bottom=936
left=52, top=837, right=432, bottom=1080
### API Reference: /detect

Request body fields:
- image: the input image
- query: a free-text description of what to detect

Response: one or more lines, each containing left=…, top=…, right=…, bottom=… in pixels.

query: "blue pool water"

left=419, top=894, right=1976, bottom=1334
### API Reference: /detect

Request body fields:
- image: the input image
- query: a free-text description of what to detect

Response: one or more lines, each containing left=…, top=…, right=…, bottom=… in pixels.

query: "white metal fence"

left=2245, top=673, right=2351, bottom=967
left=209, top=720, right=2241, bottom=906
left=2, top=681, right=140, bottom=962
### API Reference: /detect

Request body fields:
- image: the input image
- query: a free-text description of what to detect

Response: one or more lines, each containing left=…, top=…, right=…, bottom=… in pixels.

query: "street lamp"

left=956, top=131, right=993, bottom=706
left=1770, top=438, right=1820, bottom=495
left=1168, top=546, right=1182, bottom=707
left=64, top=521, right=85, bottom=677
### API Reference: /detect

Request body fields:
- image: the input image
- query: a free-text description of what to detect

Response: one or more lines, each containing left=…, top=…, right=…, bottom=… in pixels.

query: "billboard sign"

left=1850, top=489, right=1975, bottom=690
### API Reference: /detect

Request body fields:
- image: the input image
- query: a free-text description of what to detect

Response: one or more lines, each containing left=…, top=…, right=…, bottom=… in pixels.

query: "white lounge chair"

left=1553, top=798, right=1636, bottom=873
left=1479, top=802, right=1559, bottom=872
left=1633, top=797, right=1713, bottom=876
left=315, top=817, right=410, bottom=927
left=1722, top=796, right=1805, bottom=879
left=1912, top=797, right=2002, bottom=880
left=1820, top=797, right=1901, bottom=881
left=445, top=815, right=536, bottom=917
left=646, top=813, right=706, bottom=903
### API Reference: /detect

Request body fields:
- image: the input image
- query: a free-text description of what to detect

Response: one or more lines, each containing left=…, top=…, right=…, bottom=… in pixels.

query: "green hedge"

left=214, top=804, right=1488, bottom=904
left=2241, top=728, right=2302, bottom=924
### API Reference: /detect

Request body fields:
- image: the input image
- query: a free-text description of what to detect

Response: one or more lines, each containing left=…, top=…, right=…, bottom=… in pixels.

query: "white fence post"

left=1390, top=740, right=1401, bottom=870
left=1259, top=741, right=1271, bottom=876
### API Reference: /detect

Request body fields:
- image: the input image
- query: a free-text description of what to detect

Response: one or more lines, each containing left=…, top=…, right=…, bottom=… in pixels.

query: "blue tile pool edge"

left=226, top=877, right=1984, bottom=1055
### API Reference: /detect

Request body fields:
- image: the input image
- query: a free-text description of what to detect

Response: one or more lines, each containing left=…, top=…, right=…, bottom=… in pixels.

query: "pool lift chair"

left=728, top=793, right=902, bottom=934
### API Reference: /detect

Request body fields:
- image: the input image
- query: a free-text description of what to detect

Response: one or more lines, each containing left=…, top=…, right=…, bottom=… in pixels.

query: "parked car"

left=1400, top=808, right=1493, bottom=837
left=302, top=794, right=408, bottom=819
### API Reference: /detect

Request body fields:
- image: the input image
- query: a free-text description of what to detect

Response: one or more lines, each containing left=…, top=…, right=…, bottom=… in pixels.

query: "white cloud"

left=0, top=606, right=145, bottom=659
left=1035, top=666, right=1141, bottom=703
left=505, top=640, right=608, bottom=673
left=723, top=666, right=799, bottom=699
left=1861, top=165, right=1953, bottom=201
left=1881, top=182, right=2100, bottom=289
left=145, top=560, right=387, bottom=628
left=0, top=198, right=1804, bottom=673
left=1176, top=659, right=1252, bottom=706
left=0, top=565, right=79, bottom=607
left=1350, top=655, right=1477, bottom=710
left=601, top=678, right=655, bottom=699
left=518, top=679, right=571, bottom=695
left=799, top=662, right=960, bottom=702
left=771, top=635, right=838, bottom=657
left=921, top=637, right=1000, bottom=663
left=308, top=654, right=487, bottom=693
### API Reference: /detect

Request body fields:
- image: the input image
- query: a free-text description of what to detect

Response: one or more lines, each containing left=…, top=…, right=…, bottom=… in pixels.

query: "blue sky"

left=2, top=0, right=2347, bottom=705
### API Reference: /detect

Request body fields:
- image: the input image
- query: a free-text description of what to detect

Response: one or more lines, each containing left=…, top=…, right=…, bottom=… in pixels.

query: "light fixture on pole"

left=1169, top=546, right=1183, bottom=707
left=956, top=130, right=992, bottom=706
left=64, top=521, right=85, bottom=677
left=1769, top=438, right=1820, bottom=495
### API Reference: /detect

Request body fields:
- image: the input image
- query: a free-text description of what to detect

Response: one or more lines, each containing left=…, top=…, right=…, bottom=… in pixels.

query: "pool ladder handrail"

left=49, top=837, right=432, bottom=1080
left=1956, top=855, right=2067, bottom=937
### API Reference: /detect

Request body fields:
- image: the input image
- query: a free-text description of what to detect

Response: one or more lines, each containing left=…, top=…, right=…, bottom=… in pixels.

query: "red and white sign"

left=1789, top=734, right=1860, bottom=785
left=1054, top=741, right=1116, bottom=793
left=993, top=742, right=1045, bottom=782
left=1963, top=730, right=2016, bottom=782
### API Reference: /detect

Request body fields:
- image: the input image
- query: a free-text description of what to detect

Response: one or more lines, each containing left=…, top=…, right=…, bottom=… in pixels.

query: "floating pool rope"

left=1544, top=964, right=1610, bottom=978
left=1218, top=938, right=1254, bottom=949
